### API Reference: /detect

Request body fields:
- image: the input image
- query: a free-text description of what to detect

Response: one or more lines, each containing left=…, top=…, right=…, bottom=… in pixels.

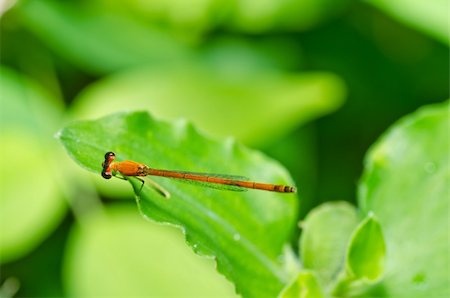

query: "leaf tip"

left=367, top=211, right=375, bottom=219
left=54, top=128, right=63, bottom=140
left=346, top=213, right=386, bottom=281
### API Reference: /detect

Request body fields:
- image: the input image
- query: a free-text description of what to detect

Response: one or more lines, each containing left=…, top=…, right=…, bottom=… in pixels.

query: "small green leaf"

left=358, top=100, right=449, bottom=297
left=331, top=214, right=386, bottom=297
left=58, top=111, right=299, bottom=297
left=346, top=214, right=386, bottom=281
left=278, top=271, right=325, bottom=298
left=300, top=201, right=359, bottom=285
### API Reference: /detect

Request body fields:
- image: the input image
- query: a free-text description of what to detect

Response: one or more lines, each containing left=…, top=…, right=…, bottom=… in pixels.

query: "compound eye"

left=101, top=171, right=112, bottom=179
left=104, top=151, right=115, bottom=159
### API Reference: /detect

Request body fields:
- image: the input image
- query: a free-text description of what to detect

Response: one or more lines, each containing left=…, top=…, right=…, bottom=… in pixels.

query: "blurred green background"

left=0, top=0, right=448, bottom=297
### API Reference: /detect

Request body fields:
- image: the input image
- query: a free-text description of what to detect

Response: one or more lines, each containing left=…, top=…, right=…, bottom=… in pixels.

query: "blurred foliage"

left=367, top=0, right=448, bottom=45
left=0, top=67, right=66, bottom=263
left=65, top=205, right=238, bottom=297
left=70, top=66, right=345, bottom=145
left=0, top=0, right=448, bottom=297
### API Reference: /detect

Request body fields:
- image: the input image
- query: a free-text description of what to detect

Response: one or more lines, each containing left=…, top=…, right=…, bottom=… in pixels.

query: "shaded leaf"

left=58, top=111, right=299, bottom=297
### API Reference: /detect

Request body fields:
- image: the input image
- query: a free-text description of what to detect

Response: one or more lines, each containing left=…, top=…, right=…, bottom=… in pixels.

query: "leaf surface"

left=58, top=111, right=299, bottom=297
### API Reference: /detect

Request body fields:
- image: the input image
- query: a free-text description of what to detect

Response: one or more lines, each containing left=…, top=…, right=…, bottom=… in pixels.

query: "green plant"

left=58, top=101, right=449, bottom=297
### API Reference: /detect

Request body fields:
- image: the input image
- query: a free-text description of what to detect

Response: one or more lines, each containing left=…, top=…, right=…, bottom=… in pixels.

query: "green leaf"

left=357, top=101, right=449, bottom=297
left=367, top=0, right=448, bottom=45
left=300, top=201, right=359, bottom=285
left=0, top=67, right=66, bottom=263
left=331, top=214, right=386, bottom=297
left=65, top=206, right=238, bottom=297
left=58, top=111, right=299, bottom=297
left=345, top=214, right=386, bottom=281
left=278, top=271, right=325, bottom=298
left=71, top=65, right=346, bottom=146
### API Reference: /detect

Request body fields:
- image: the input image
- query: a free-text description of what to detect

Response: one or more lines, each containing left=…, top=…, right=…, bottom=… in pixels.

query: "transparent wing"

left=175, top=178, right=248, bottom=192
left=163, top=170, right=249, bottom=192
left=172, top=170, right=249, bottom=181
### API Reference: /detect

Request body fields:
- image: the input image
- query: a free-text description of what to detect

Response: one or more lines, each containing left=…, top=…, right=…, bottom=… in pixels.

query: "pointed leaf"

left=300, top=201, right=359, bottom=285
left=346, top=214, right=386, bottom=281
